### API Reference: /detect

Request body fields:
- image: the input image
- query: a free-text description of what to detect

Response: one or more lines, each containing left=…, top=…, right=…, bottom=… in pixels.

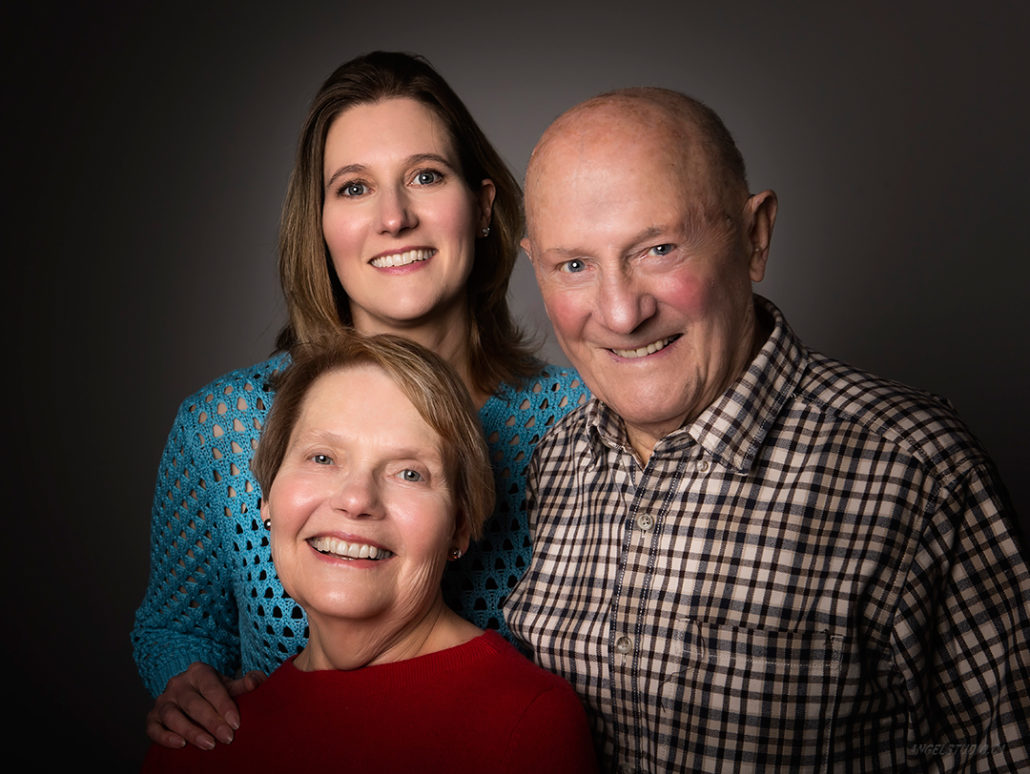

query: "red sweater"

left=142, top=631, right=598, bottom=773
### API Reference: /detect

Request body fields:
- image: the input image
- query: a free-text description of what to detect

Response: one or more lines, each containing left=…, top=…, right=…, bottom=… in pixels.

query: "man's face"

left=524, top=106, right=775, bottom=461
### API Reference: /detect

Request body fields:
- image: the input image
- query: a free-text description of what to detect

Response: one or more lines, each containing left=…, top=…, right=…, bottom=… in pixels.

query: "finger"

left=174, top=691, right=237, bottom=744
left=154, top=664, right=238, bottom=745
left=181, top=663, right=241, bottom=734
left=226, top=669, right=267, bottom=697
left=147, top=704, right=217, bottom=751
left=145, top=713, right=188, bottom=750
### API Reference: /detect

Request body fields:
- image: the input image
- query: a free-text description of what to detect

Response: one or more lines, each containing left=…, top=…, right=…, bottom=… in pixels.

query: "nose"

left=377, top=185, right=417, bottom=234
left=596, top=270, right=657, bottom=335
left=329, top=470, right=382, bottom=519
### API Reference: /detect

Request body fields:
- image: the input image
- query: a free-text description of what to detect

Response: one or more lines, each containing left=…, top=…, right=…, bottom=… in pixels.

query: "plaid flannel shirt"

left=505, top=297, right=1029, bottom=773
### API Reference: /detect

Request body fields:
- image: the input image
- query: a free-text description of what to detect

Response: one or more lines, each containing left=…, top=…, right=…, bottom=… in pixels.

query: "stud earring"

left=263, top=518, right=271, bottom=530
left=480, top=226, right=490, bottom=237
left=448, top=548, right=463, bottom=561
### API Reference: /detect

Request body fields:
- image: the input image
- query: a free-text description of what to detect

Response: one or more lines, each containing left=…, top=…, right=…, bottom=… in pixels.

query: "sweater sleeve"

left=503, top=682, right=600, bottom=774
left=131, top=395, right=244, bottom=697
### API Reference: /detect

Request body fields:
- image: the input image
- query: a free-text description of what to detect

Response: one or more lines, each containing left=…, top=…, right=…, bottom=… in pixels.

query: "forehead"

left=526, top=106, right=721, bottom=241
left=324, top=97, right=457, bottom=164
left=293, top=365, right=441, bottom=450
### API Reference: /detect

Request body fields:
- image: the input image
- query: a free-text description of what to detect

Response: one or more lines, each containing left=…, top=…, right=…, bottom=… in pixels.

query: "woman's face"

left=265, top=365, right=462, bottom=635
left=322, top=97, right=495, bottom=334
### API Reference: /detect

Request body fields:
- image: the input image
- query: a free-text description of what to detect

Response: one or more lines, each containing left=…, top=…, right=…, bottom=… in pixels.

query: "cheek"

left=268, top=478, right=320, bottom=538
left=541, top=288, right=591, bottom=339
left=430, top=194, right=478, bottom=251
left=322, top=205, right=366, bottom=265
left=659, top=271, right=711, bottom=320
left=389, top=495, right=455, bottom=551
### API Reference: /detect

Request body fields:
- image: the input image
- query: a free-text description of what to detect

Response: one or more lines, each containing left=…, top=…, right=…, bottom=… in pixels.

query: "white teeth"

left=309, top=536, right=393, bottom=561
left=612, top=337, right=675, bottom=359
left=370, top=248, right=434, bottom=268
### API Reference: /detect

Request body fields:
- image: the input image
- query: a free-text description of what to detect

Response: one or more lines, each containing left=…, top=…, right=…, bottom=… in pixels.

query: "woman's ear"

left=452, top=509, right=472, bottom=555
left=477, top=179, right=497, bottom=232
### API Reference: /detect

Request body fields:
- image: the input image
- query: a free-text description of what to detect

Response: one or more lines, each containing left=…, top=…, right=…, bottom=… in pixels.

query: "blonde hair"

left=252, top=333, right=494, bottom=540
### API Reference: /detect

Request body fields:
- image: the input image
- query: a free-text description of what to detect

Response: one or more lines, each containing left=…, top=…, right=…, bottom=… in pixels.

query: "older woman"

left=133, top=50, right=589, bottom=750
left=141, top=335, right=598, bottom=772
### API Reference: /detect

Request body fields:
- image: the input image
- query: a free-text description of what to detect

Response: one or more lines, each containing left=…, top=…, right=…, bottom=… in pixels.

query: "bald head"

left=521, top=86, right=777, bottom=460
left=525, top=88, right=749, bottom=234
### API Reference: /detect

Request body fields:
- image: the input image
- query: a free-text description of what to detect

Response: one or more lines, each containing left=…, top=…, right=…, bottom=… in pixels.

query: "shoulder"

left=171, top=353, right=291, bottom=431
left=796, top=350, right=989, bottom=474
left=497, top=363, right=590, bottom=407
left=474, top=632, right=584, bottom=702
left=474, top=634, right=597, bottom=771
left=482, top=364, right=590, bottom=436
left=177, top=353, right=290, bottom=412
left=531, top=395, right=595, bottom=462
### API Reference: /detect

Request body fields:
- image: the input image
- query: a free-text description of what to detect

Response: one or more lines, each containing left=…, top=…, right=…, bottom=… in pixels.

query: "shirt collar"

left=584, top=296, right=807, bottom=473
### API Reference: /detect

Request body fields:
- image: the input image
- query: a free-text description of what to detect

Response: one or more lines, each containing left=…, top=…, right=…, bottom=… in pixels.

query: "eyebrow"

left=541, top=226, right=669, bottom=259
left=324, top=153, right=458, bottom=192
left=290, top=429, right=444, bottom=462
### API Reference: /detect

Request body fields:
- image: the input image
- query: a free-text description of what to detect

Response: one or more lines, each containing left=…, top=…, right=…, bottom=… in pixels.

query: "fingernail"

left=217, top=725, right=234, bottom=744
left=227, top=711, right=240, bottom=730
left=199, top=736, right=216, bottom=751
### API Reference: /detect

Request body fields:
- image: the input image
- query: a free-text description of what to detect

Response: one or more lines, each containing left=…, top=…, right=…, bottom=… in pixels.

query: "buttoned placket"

left=608, top=439, right=709, bottom=773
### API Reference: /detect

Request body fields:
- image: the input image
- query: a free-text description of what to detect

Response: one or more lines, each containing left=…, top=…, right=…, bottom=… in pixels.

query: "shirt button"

left=636, top=513, right=655, bottom=531
left=614, top=635, right=633, bottom=654
left=696, top=458, right=710, bottom=473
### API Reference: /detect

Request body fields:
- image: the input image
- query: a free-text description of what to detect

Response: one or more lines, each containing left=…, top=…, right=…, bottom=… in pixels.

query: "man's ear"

left=521, top=236, right=535, bottom=264
left=745, top=189, right=778, bottom=282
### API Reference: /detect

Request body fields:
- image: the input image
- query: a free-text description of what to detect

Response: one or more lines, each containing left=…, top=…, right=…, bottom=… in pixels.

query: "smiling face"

left=524, top=98, right=776, bottom=461
left=321, top=97, right=495, bottom=336
left=264, top=364, right=463, bottom=658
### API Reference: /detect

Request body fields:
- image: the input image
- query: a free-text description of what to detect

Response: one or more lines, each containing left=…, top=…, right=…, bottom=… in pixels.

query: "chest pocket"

left=661, top=620, right=845, bottom=770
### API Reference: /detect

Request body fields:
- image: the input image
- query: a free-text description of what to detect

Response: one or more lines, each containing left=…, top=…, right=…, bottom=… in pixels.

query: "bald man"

left=504, top=88, right=1029, bottom=773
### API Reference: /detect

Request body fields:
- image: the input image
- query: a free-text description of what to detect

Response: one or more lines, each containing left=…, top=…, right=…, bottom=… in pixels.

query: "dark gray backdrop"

left=7, top=1, right=1028, bottom=769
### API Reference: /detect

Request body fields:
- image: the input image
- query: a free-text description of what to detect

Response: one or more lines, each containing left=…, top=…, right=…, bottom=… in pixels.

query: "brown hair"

left=276, top=50, right=538, bottom=396
left=252, top=333, right=494, bottom=540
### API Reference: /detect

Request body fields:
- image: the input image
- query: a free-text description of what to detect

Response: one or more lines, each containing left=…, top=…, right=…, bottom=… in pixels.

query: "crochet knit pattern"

left=132, top=354, right=588, bottom=696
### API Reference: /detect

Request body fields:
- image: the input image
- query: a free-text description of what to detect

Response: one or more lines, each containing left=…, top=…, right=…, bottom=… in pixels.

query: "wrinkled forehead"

left=525, top=101, right=727, bottom=226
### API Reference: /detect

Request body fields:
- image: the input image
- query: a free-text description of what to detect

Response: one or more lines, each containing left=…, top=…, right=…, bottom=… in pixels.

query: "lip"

left=607, top=334, right=681, bottom=360
left=305, top=532, right=395, bottom=565
left=368, top=246, right=436, bottom=271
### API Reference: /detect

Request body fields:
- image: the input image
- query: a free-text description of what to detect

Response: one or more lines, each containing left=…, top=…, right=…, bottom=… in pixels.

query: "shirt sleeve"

left=503, top=682, right=600, bottom=774
left=131, top=397, right=242, bottom=697
left=892, top=461, right=1030, bottom=773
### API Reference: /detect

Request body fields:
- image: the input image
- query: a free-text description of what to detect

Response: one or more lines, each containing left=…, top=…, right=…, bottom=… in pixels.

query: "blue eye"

left=400, top=469, right=424, bottom=482
left=560, top=259, right=586, bottom=274
left=649, top=244, right=674, bottom=256
left=413, top=169, right=442, bottom=186
left=341, top=182, right=367, bottom=197
left=312, top=454, right=332, bottom=465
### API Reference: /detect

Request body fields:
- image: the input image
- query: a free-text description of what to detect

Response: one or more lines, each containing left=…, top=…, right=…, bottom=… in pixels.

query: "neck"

left=350, top=304, right=489, bottom=408
left=295, top=594, right=480, bottom=672
left=626, top=301, right=771, bottom=465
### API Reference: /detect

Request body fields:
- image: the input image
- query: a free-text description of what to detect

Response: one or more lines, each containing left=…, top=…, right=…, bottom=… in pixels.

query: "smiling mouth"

left=610, top=335, right=679, bottom=359
left=308, top=536, right=394, bottom=561
left=369, top=248, right=435, bottom=268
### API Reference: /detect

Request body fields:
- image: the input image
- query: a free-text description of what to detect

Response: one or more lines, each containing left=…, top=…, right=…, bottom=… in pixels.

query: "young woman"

left=133, top=51, right=589, bottom=751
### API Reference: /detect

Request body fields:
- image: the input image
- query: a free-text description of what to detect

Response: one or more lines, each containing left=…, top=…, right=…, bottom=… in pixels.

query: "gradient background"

left=7, top=1, right=1028, bottom=769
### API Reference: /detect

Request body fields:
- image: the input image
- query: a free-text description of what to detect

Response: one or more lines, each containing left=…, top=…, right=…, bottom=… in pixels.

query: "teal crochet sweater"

left=132, top=354, right=589, bottom=697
